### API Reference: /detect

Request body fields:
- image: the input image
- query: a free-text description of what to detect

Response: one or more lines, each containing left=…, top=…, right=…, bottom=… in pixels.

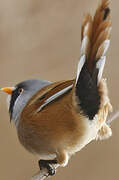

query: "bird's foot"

left=38, top=160, right=57, bottom=177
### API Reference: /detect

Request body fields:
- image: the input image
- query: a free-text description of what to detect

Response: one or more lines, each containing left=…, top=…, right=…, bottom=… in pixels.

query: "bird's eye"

left=18, top=88, right=24, bottom=94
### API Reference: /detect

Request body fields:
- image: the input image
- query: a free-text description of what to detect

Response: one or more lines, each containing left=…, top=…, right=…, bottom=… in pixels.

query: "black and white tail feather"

left=75, top=0, right=112, bottom=120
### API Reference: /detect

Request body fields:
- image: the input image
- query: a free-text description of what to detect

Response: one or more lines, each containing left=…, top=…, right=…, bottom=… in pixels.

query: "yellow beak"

left=0, top=87, right=14, bottom=94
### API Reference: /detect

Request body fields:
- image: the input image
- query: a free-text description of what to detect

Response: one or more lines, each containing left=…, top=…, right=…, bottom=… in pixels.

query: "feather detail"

left=96, top=56, right=106, bottom=83
left=36, top=85, right=73, bottom=112
left=28, top=80, right=74, bottom=112
left=81, top=14, right=93, bottom=58
left=96, top=39, right=110, bottom=59
left=81, top=14, right=92, bottom=41
left=80, top=0, right=111, bottom=73
left=75, top=55, right=86, bottom=85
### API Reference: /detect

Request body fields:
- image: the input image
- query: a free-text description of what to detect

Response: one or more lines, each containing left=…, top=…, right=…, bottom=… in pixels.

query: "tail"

left=75, top=0, right=111, bottom=120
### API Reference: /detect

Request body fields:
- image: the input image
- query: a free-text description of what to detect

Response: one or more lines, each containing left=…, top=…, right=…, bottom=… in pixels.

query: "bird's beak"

left=0, top=87, right=14, bottom=94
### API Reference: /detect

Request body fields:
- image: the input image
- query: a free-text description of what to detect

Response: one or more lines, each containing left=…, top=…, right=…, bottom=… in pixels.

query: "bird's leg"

left=38, top=160, right=57, bottom=177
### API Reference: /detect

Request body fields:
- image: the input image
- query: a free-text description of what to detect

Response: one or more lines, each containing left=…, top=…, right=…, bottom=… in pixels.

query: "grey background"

left=0, top=0, right=119, bottom=180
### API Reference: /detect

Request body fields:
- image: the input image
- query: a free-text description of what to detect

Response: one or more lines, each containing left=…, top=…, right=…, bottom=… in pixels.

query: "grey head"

left=8, top=79, right=51, bottom=127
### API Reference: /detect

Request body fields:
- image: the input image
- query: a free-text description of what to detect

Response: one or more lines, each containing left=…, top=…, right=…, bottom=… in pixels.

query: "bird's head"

left=1, top=79, right=51, bottom=126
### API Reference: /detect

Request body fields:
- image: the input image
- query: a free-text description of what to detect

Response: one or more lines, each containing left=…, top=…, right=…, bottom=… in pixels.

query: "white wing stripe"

left=75, top=55, right=86, bottom=85
left=96, top=56, right=106, bottom=84
left=36, top=85, right=73, bottom=112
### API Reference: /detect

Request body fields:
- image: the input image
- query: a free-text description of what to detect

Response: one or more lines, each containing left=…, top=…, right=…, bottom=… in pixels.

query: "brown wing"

left=27, top=80, right=74, bottom=112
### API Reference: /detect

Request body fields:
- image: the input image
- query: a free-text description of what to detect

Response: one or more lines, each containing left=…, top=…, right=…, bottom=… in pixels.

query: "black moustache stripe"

left=9, top=89, right=20, bottom=120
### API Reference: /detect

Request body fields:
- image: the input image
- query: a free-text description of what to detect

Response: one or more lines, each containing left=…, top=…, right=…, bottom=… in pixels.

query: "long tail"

left=75, top=0, right=112, bottom=120
left=76, top=0, right=111, bottom=83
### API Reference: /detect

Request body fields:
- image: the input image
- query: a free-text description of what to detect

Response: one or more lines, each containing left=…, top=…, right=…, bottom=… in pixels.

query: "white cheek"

left=7, top=95, right=11, bottom=110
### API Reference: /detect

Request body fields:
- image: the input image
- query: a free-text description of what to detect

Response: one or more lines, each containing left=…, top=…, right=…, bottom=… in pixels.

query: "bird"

left=1, top=0, right=112, bottom=178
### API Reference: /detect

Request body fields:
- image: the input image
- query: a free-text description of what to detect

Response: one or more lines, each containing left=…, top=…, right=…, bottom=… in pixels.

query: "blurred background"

left=0, top=0, right=118, bottom=179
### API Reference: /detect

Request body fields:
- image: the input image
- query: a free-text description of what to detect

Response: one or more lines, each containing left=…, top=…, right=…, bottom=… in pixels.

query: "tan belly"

left=17, top=111, right=100, bottom=161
